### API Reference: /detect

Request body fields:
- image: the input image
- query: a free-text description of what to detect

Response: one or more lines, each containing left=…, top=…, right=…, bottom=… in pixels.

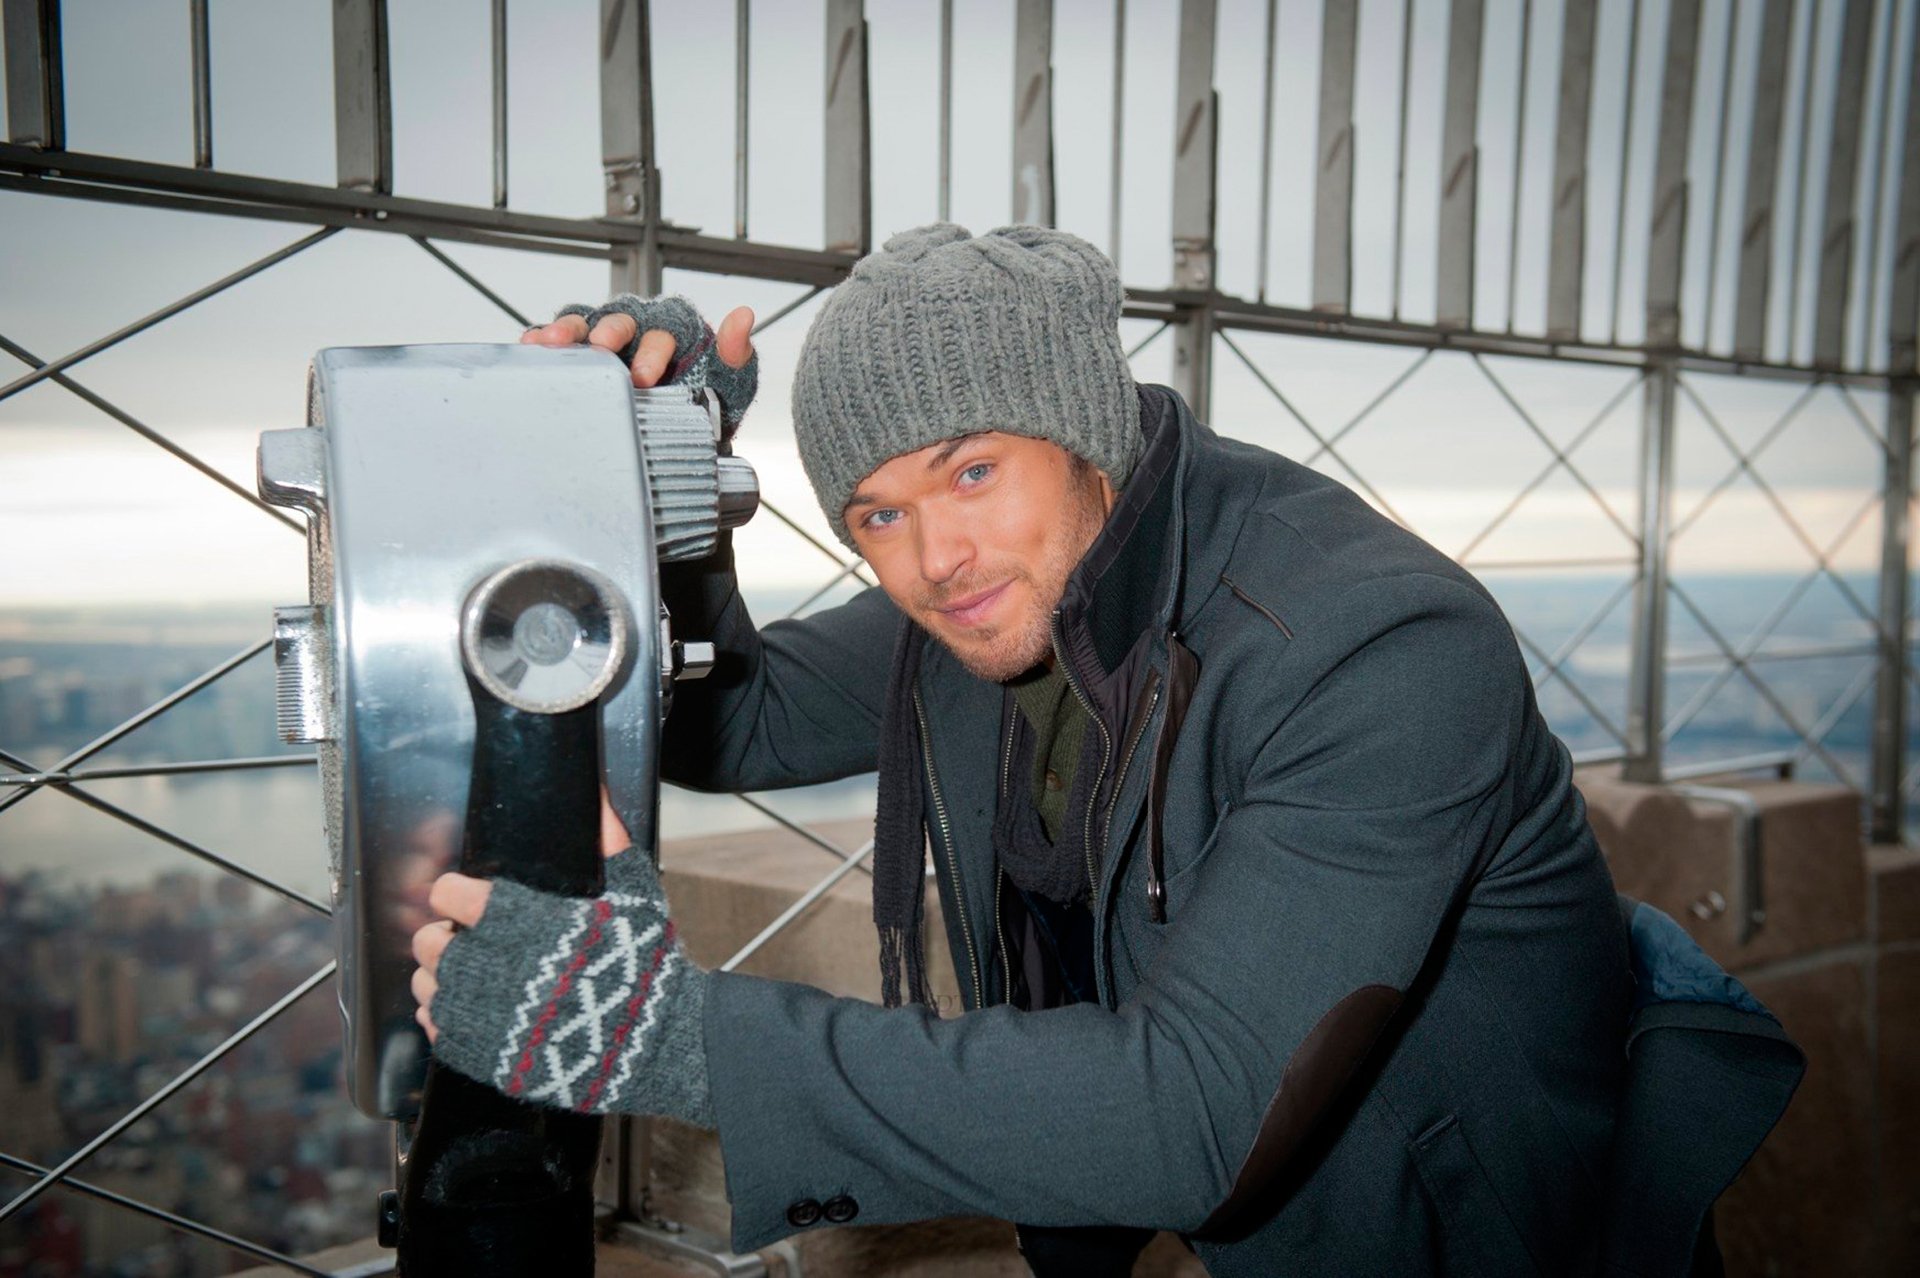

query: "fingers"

left=587, top=312, right=637, bottom=356
left=520, top=314, right=589, bottom=346
left=601, top=787, right=633, bottom=859
left=416, top=1004, right=438, bottom=1044
left=715, top=305, right=756, bottom=369
left=411, top=917, right=457, bottom=977
left=426, top=872, right=492, bottom=929
left=629, top=328, right=679, bottom=388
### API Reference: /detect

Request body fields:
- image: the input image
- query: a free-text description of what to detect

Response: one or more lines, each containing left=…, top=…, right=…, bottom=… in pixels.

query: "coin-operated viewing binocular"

left=258, top=344, right=757, bottom=1276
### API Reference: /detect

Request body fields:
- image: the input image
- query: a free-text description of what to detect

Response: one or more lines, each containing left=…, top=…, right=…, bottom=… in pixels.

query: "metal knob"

left=460, top=560, right=631, bottom=714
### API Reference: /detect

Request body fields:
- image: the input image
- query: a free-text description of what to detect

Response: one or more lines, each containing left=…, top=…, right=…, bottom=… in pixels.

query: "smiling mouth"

left=935, top=581, right=1012, bottom=628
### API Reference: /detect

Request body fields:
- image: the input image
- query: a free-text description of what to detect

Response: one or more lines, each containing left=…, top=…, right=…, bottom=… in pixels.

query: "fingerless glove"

left=557, top=293, right=759, bottom=441
left=429, top=848, right=713, bottom=1127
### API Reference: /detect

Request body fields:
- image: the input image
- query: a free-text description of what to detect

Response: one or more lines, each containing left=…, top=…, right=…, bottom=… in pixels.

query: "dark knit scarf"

left=872, top=620, right=938, bottom=1010
left=991, top=696, right=1099, bottom=906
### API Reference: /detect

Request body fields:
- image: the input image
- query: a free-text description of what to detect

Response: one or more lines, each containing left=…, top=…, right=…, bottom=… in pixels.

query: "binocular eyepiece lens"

left=461, top=560, right=630, bottom=714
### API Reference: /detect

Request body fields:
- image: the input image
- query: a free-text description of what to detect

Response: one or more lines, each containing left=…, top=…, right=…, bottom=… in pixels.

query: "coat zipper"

left=914, top=686, right=983, bottom=1011
left=992, top=707, right=1017, bottom=1006
left=1103, top=675, right=1161, bottom=851
left=1052, top=612, right=1114, bottom=905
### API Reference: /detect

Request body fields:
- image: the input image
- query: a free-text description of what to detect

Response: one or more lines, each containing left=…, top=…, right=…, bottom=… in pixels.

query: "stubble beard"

left=918, top=472, right=1109, bottom=684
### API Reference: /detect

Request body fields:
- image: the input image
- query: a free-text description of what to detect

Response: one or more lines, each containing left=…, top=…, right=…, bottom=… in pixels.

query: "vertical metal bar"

left=1436, top=0, right=1484, bottom=329
left=1872, top=389, right=1914, bottom=841
left=1734, top=0, right=1794, bottom=361
left=1313, top=0, right=1358, bottom=313
left=1172, top=0, right=1217, bottom=292
left=1890, top=0, right=1920, bottom=377
left=1506, top=0, right=1534, bottom=330
left=602, top=0, right=662, bottom=294
left=332, top=0, right=392, bottom=193
left=190, top=0, right=213, bottom=169
left=1171, top=306, right=1214, bottom=422
left=735, top=0, right=749, bottom=237
left=940, top=0, right=954, bottom=223
left=1390, top=0, right=1414, bottom=319
left=824, top=0, right=871, bottom=255
left=1784, top=0, right=1819, bottom=361
left=1013, top=0, right=1055, bottom=225
left=491, top=0, right=508, bottom=210
left=1646, top=0, right=1702, bottom=349
left=1700, top=1, right=1741, bottom=350
left=1856, top=0, right=1900, bottom=368
left=1110, top=0, right=1127, bottom=262
left=1625, top=361, right=1678, bottom=783
left=1813, top=0, right=1875, bottom=369
left=1608, top=0, right=1642, bottom=345
left=3, top=0, right=64, bottom=149
left=1546, top=0, right=1598, bottom=341
left=1257, top=0, right=1278, bottom=303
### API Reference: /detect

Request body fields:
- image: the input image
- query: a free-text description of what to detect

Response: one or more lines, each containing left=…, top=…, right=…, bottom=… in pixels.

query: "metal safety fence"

left=2, top=0, right=1916, bottom=1272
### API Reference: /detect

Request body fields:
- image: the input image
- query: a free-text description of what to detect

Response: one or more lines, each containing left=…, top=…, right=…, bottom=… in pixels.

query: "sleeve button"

left=785, top=1198, right=823, bottom=1228
left=822, top=1194, right=859, bottom=1224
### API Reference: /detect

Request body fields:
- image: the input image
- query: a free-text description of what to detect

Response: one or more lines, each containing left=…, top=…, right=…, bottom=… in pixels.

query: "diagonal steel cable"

left=0, top=333, right=303, bottom=534
left=760, top=498, right=876, bottom=586
left=1510, top=626, right=1631, bottom=746
left=0, top=960, right=337, bottom=1224
left=1668, top=380, right=1822, bottom=539
left=0, top=1152, right=332, bottom=1278
left=1517, top=575, right=1638, bottom=692
left=1786, top=658, right=1879, bottom=787
left=0, top=753, right=316, bottom=785
left=0, top=637, right=272, bottom=815
left=411, top=236, right=532, bottom=327
left=751, top=286, right=828, bottom=336
left=1675, top=377, right=1883, bottom=630
left=1301, top=348, right=1434, bottom=466
left=1219, top=331, right=1411, bottom=526
left=719, top=838, right=876, bottom=973
left=0, top=228, right=339, bottom=404
left=1126, top=321, right=1171, bottom=360
left=1457, top=373, right=1644, bottom=563
left=785, top=556, right=868, bottom=618
left=725, top=791, right=874, bottom=875
left=1666, top=581, right=1855, bottom=780
left=1663, top=492, right=1882, bottom=739
left=1468, top=354, right=1639, bottom=545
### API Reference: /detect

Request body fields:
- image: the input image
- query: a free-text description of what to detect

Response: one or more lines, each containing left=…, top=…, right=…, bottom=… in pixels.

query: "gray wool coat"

left=655, top=383, right=1788, bottom=1275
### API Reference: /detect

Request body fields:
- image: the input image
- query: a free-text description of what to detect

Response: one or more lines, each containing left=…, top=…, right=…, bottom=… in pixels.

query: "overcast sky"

left=1, top=0, right=1914, bottom=608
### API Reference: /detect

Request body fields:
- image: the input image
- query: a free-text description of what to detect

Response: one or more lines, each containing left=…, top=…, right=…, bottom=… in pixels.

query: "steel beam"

left=1436, top=0, right=1485, bottom=329
left=1734, top=0, right=1795, bottom=361
left=492, top=0, right=508, bottom=209
left=1645, top=0, right=1702, bottom=349
left=824, top=0, right=871, bottom=255
left=1312, top=0, right=1357, bottom=312
left=332, top=0, right=392, bottom=193
left=1110, top=0, right=1127, bottom=260
left=1172, top=0, right=1217, bottom=292
left=1872, top=386, right=1914, bottom=841
left=1625, top=361, right=1678, bottom=782
left=1889, top=0, right=1920, bottom=377
left=2, top=0, right=62, bottom=149
left=735, top=0, right=749, bottom=236
left=1547, top=0, right=1597, bottom=340
left=1171, top=304, right=1214, bottom=422
left=1013, top=0, right=1055, bottom=225
left=1813, top=0, right=1875, bottom=368
left=602, top=0, right=662, bottom=293
left=190, top=0, right=212, bottom=168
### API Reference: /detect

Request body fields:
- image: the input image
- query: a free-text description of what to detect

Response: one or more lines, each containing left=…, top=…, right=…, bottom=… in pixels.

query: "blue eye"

left=960, top=462, right=992, bottom=484
left=862, top=508, right=902, bottom=529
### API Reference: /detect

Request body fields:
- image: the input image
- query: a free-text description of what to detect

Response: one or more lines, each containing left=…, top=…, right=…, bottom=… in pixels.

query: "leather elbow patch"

left=1195, top=984, right=1404, bottom=1241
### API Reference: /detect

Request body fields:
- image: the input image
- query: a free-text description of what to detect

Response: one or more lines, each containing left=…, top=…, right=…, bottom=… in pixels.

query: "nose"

left=916, top=510, right=975, bottom=588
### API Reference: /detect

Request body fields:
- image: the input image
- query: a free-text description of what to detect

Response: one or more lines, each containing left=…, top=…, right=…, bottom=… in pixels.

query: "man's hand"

left=521, top=295, right=757, bottom=439
left=404, top=790, right=712, bottom=1126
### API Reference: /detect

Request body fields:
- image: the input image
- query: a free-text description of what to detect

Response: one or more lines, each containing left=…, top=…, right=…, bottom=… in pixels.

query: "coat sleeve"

left=658, top=536, right=902, bottom=791
left=698, top=572, right=1533, bottom=1251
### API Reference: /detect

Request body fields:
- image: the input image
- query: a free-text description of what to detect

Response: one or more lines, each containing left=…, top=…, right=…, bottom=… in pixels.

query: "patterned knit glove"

left=556, top=293, right=759, bottom=441
left=428, top=848, right=712, bottom=1127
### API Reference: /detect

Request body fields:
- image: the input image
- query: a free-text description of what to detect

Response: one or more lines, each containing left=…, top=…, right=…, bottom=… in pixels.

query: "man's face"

left=845, top=432, right=1115, bottom=682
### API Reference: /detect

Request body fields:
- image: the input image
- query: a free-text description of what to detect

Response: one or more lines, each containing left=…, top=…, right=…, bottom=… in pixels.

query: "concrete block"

left=1869, top=843, right=1920, bottom=944
left=1576, top=769, right=1866, bottom=970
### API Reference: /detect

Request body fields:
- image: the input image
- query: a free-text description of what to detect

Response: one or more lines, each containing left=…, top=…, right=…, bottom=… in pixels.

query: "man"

left=406, top=224, right=1707, bottom=1274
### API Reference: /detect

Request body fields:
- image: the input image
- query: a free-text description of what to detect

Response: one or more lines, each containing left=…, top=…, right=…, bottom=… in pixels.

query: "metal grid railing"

left=3, top=0, right=1917, bottom=1272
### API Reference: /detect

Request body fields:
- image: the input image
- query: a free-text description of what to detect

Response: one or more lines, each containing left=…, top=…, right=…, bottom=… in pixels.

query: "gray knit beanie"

left=792, top=223, right=1141, bottom=548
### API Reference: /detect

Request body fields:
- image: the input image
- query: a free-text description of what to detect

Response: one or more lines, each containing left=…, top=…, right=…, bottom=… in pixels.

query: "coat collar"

left=1051, top=383, right=1190, bottom=718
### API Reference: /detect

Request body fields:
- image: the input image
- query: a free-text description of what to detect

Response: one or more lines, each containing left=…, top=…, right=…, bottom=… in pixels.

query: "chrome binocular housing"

left=257, top=344, right=756, bottom=1119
